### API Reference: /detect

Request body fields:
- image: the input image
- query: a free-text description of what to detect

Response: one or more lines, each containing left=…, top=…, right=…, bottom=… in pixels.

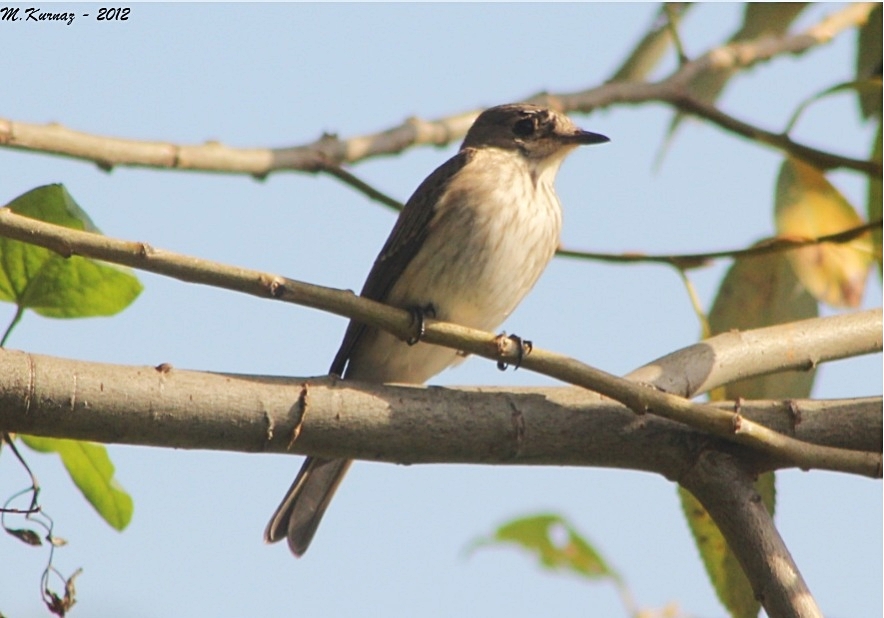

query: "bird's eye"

left=512, top=117, right=536, bottom=138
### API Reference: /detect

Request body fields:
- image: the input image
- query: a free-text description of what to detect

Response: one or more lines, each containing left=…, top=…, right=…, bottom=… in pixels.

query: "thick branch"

left=0, top=111, right=477, bottom=177
left=0, top=209, right=880, bottom=477
left=0, top=349, right=879, bottom=473
left=682, top=453, right=822, bottom=618
left=0, top=4, right=877, bottom=179
left=627, top=309, right=883, bottom=397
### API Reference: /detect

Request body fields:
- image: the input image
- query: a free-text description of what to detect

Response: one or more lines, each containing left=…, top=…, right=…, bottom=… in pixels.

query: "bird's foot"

left=406, top=303, right=437, bottom=345
left=495, top=333, right=533, bottom=370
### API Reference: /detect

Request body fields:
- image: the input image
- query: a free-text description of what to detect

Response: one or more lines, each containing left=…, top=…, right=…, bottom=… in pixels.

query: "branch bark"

left=0, top=209, right=880, bottom=477
left=1, top=342, right=877, bottom=618
left=0, top=348, right=879, bottom=469
left=681, top=452, right=823, bottom=618
left=626, top=309, right=883, bottom=398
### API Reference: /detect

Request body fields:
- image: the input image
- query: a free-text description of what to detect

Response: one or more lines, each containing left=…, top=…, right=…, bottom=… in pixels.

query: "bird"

left=264, top=103, right=609, bottom=556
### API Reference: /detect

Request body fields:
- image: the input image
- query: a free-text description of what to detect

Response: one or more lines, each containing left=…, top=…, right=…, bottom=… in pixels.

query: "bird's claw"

left=495, top=333, right=533, bottom=370
left=406, top=303, right=437, bottom=345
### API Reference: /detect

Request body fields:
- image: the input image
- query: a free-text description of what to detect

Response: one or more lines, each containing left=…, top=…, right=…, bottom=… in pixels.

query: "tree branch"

left=681, top=452, right=823, bottom=618
left=0, top=210, right=880, bottom=477
left=557, top=219, right=883, bottom=268
left=663, top=90, right=879, bottom=176
left=0, top=111, right=477, bottom=178
left=0, top=4, right=877, bottom=179
left=626, top=309, right=882, bottom=398
left=543, top=2, right=881, bottom=177
left=206, top=163, right=879, bottom=268
left=264, top=164, right=881, bottom=271
left=0, top=348, right=878, bottom=470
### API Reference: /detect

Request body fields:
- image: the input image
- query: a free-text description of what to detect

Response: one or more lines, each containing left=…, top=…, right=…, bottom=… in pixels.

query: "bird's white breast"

left=347, top=148, right=564, bottom=383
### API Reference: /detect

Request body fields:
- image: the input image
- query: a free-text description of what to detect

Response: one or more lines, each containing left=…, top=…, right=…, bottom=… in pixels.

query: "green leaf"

left=0, top=184, right=142, bottom=320
left=680, top=480, right=775, bottom=618
left=774, top=158, right=874, bottom=308
left=21, top=436, right=133, bottom=531
left=856, top=4, right=883, bottom=120
left=869, top=123, right=883, bottom=275
left=657, top=3, right=807, bottom=165
left=783, top=78, right=883, bottom=135
left=609, top=3, right=691, bottom=83
left=467, top=513, right=618, bottom=582
left=708, top=246, right=819, bottom=400
left=732, top=3, right=809, bottom=41
left=695, top=242, right=818, bottom=617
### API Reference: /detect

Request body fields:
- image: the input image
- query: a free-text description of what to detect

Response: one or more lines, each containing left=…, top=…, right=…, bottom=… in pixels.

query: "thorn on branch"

left=136, top=242, right=154, bottom=258
left=265, top=277, right=286, bottom=298
left=56, top=241, right=73, bottom=259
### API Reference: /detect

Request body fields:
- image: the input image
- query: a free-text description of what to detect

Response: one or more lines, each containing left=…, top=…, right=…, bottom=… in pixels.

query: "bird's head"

left=461, top=103, right=609, bottom=160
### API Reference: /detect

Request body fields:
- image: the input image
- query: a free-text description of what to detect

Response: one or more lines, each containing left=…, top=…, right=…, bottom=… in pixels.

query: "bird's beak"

left=563, top=129, right=610, bottom=146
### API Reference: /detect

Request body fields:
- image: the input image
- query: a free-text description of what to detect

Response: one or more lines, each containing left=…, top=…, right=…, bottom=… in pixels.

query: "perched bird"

left=265, top=103, right=609, bottom=556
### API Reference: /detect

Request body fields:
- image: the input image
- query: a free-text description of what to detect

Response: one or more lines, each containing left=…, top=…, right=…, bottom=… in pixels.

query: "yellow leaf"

left=774, top=158, right=874, bottom=307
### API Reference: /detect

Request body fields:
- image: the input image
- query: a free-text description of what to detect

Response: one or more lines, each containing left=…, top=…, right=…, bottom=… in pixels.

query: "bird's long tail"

left=264, top=457, right=353, bottom=556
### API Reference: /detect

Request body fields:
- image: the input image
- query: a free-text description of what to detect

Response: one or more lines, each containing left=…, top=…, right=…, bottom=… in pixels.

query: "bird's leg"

left=406, top=303, right=437, bottom=345
left=495, top=333, right=533, bottom=370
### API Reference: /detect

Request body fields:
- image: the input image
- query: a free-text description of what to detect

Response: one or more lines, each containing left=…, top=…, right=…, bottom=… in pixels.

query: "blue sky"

left=1, top=4, right=880, bottom=618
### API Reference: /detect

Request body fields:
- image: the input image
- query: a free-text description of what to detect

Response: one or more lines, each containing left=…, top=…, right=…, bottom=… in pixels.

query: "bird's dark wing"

left=329, top=148, right=475, bottom=377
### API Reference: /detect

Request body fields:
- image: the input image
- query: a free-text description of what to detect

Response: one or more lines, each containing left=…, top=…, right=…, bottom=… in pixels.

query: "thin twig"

left=664, top=89, right=880, bottom=175
left=320, top=164, right=403, bottom=212
left=283, top=164, right=881, bottom=268
left=556, top=219, right=882, bottom=267
left=663, top=3, right=689, bottom=66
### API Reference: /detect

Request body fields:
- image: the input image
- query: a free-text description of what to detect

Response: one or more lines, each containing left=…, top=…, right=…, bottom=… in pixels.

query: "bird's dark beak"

left=565, top=129, right=610, bottom=146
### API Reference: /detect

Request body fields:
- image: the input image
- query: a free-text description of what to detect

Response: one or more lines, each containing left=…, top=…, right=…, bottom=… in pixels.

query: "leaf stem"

left=1, top=305, right=25, bottom=347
